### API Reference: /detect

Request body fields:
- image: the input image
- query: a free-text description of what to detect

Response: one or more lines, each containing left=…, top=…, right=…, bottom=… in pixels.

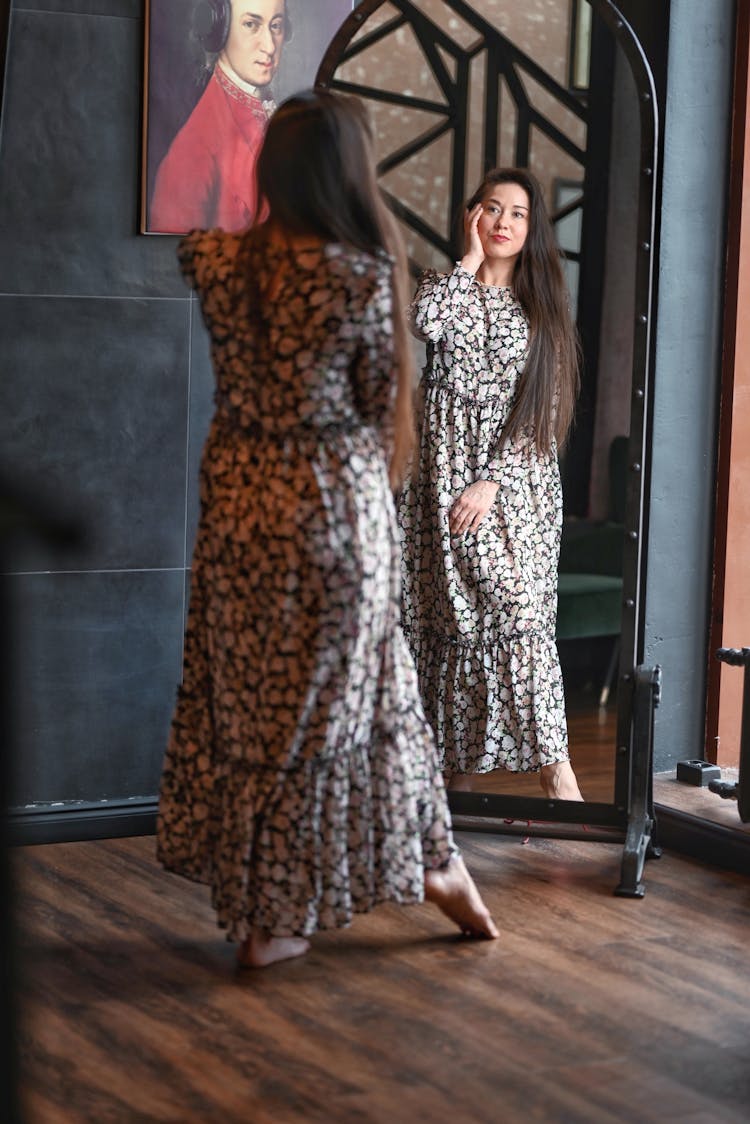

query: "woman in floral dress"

left=156, top=91, right=498, bottom=969
left=399, top=168, right=583, bottom=801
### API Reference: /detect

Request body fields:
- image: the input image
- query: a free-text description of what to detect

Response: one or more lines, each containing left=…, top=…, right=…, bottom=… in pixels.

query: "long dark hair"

left=250, top=90, right=414, bottom=486
left=466, top=167, right=580, bottom=453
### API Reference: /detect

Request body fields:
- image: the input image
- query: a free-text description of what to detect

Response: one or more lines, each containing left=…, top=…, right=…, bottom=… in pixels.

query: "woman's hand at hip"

left=448, top=480, right=500, bottom=535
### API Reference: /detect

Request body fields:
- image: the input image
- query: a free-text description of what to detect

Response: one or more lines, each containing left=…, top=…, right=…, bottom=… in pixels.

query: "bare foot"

left=424, top=857, right=499, bottom=939
left=539, top=760, right=584, bottom=801
left=237, top=929, right=310, bottom=969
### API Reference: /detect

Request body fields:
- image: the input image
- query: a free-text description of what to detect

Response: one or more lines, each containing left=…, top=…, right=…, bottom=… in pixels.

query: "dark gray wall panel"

left=0, top=0, right=196, bottom=825
left=182, top=567, right=191, bottom=634
left=8, top=568, right=184, bottom=805
left=16, top=1, right=141, bottom=14
left=14, top=1, right=140, bottom=16
left=0, top=8, right=183, bottom=297
left=0, top=295, right=190, bottom=573
left=645, top=3, right=733, bottom=770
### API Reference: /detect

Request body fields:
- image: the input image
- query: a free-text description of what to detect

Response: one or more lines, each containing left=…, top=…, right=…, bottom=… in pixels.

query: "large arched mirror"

left=318, top=0, right=659, bottom=893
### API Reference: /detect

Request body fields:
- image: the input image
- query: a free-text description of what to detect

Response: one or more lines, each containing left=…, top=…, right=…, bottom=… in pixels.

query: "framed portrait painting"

left=141, top=0, right=357, bottom=234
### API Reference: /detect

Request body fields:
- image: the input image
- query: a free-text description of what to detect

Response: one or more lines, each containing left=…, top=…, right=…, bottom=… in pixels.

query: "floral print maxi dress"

left=157, top=230, right=457, bottom=941
left=398, top=265, right=569, bottom=775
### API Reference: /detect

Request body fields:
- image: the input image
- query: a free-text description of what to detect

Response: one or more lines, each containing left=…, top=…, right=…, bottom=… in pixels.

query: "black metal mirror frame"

left=318, top=0, right=661, bottom=893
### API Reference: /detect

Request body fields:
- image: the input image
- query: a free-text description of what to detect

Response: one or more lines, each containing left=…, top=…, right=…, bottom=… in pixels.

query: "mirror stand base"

left=615, top=665, right=662, bottom=896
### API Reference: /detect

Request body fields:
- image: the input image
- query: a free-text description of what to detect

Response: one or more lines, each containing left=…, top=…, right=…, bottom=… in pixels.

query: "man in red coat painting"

left=150, top=0, right=287, bottom=233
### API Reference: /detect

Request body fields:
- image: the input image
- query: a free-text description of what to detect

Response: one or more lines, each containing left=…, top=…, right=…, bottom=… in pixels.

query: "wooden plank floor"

left=11, top=830, right=750, bottom=1124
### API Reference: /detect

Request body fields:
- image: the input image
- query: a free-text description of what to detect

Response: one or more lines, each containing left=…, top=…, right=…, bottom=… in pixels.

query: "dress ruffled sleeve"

left=176, top=229, right=207, bottom=289
left=408, top=264, right=477, bottom=342
left=177, top=229, right=234, bottom=293
left=483, top=429, right=537, bottom=486
left=176, top=229, right=243, bottom=337
left=483, top=363, right=559, bottom=484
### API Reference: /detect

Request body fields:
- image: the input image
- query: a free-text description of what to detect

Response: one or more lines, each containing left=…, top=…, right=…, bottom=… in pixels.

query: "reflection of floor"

left=654, top=768, right=750, bottom=835
left=447, top=690, right=750, bottom=835
left=448, top=692, right=617, bottom=804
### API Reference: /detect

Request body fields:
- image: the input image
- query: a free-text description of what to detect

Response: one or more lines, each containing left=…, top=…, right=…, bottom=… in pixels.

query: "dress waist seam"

left=422, top=376, right=508, bottom=408
left=403, top=621, right=557, bottom=651
left=214, top=414, right=378, bottom=445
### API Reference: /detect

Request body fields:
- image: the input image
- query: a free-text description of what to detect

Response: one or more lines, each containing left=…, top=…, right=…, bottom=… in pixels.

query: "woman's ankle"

left=238, top=929, right=311, bottom=969
left=539, top=760, right=584, bottom=801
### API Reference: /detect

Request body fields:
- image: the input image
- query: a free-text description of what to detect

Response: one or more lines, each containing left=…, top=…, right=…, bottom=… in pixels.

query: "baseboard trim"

left=6, top=800, right=158, bottom=846
left=654, top=804, right=750, bottom=876
left=7, top=798, right=749, bottom=875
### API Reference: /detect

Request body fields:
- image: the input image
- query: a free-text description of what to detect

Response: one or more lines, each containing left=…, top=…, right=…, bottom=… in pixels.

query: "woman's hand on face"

left=448, top=480, right=500, bottom=535
left=461, top=203, right=485, bottom=273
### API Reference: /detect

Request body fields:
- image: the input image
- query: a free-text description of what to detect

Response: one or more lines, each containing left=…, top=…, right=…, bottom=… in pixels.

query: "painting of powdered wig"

left=141, top=0, right=356, bottom=234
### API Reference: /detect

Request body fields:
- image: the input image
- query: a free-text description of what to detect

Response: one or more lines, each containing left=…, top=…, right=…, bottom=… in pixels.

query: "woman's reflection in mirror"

left=398, top=168, right=584, bottom=801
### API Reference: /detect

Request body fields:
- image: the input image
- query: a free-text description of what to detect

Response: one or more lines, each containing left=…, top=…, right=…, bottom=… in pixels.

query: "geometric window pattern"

left=317, top=0, right=589, bottom=279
